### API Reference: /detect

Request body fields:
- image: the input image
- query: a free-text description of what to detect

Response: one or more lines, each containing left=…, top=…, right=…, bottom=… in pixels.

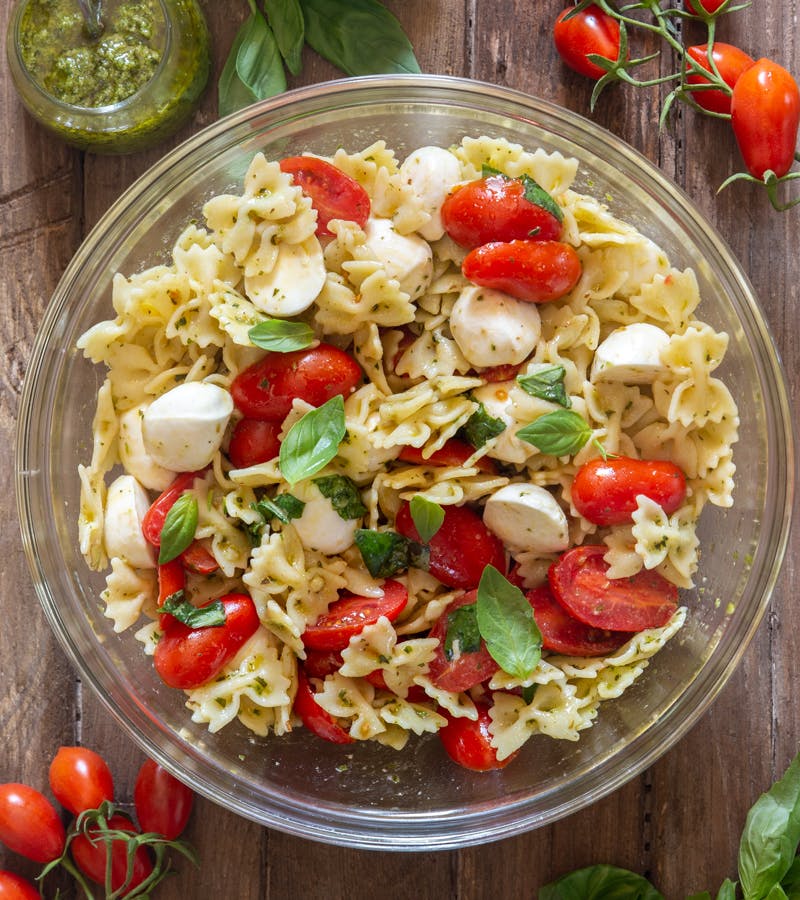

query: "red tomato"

left=396, top=501, right=506, bottom=589
left=685, top=0, right=728, bottom=14
left=553, top=5, right=622, bottom=81
left=294, top=670, right=354, bottom=744
left=685, top=43, right=755, bottom=114
left=571, top=455, right=687, bottom=526
left=134, top=760, right=193, bottom=840
left=441, top=175, right=561, bottom=248
left=0, top=871, right=39, bottom=900
left=426, top=591, right=499, bottom=692
left=230, top=344, right=362, bottom=421
left=527, top=584, right=631, bottom=656
left=731, top=58, right=800, bottom=178
left=438, top=703, right=518, bottom=771
left=462, top=240, right=582, bottom=303
left=71, top=814, right=152, bottom=894
left=302, top=580, right=408, bottom=651
left=48, top=747, right=114, bottom=816
left=141, top=471, right=200, bottom=547
left=0, top=784, right=65, bottom=864
left=228, top=418, right=282, bottom=469
left=154, top=593, right=260, bottom=689
left=398, top=438, right=498, bottom=473
left=363, top=668, right=428, bottom=702
left=549, top=546, right=678, bottom=632
left=179, top=540, right=219, bottom=575
left=302, top=648, right=344, bottom=678
left=157, top=558, right=185, bottom=609
left=279, top=156, right=370, bottom=237
left=480, top=362, right=523, bottom=383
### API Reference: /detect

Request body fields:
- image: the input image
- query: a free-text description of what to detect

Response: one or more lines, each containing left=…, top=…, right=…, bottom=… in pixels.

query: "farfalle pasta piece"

left=631, top=496, right=700, bottom=585
left=628, top=268, right=701, bottom=331
left=313, top=673, right=385, bottom=741
left=101, top=557, right=157, bottom=632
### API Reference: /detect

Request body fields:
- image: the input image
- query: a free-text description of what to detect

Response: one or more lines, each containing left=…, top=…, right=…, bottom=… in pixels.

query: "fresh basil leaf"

left=717, top=882, right=740, bottom=900
left=739, top=753, right=800, bottom=900
left=253, top=493, right=305, bottom=525
left=516, top=364, right=571, bottom=408
left=517, top=409, right=592, bottom=457
left=481, top=163, right=505, bottom=178
left=476, top=566, right=541, bottom=681
left=521, top=683, right=537, bottom=704
left=301, top=0, right=420, bottom=75
left=520, top=173, right=564, bottom=222
left=248, top=319, right=315, bottom=352
left=409, top=495, right=444, bottom=544
left=765, top=887, right=790, bottom=900
left=279, top=395, right=346, bottom=484
left=444, top=603, right=481, bottom=660
left=354, top=529, right=429, bottom=578
left=162, top=592, right=227, bottom=628
left=538, top=864, right=665, bottom=900
left=263, top=0, right=305, bottom=75
left=218, top=13, right=257, bottom=117
left=461, top=402, right=506, bottom=449
left=158, top=493, right=198, bottom=564
left=314, top=474, right=367, bottom=521
left=781, top=857, right=800, bottom=897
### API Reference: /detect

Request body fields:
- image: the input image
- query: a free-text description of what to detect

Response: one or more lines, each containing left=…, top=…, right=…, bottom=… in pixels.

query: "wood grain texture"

left=1, top=0, right=798, bottom=897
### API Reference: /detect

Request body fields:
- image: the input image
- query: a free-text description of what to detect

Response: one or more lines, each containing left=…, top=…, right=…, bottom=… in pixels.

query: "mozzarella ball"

left=591, top=323, right=670, bottom=384
left=245, top=235, right=326, bottom=316
left=290, top=480, right=361, bottom=555
left=399, top=146, right=463, bottom=241
left=363, top=217, right=433, bottom=299
left=118, top=404, right=177, bottom=491
left=104, top=474, right=156, bottom=569
left=483, top=484, right=569, bottom=555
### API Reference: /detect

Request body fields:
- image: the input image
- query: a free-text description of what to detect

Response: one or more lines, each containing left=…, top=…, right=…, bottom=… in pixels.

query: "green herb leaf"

left=314, top=474, right=367, bottom=520
left=248, top=319, right=315, bottom=352
left=354, top=529, right=429, bottom=578
left=161, top=592, right=227, bottom=628
left=301, top=0, right=420, bottom=76
left=739, top=752, right=800, bottom=900
left=444, top=603, right=481, bottom=660
left=461, top=402, right=506, bottom=449
left=517, top=409, right=591, bottom=457
left=279, top=395, right=346, bottom=484
left=409, top=495, right=444, bottom=543
left=481, top=163, right=505, bottom=178
left=520, top=173, right=564, bottom=222
left=158, top=493, right=198, bottom=564
left=521, top=684, right=537, bottom=704
left=516, top=364, right=571, bottom=408
left=476, top=566, right=541, bottom=681
left=263, top=0, right=305, bottom=75
left=253, top=493, right=305, bottom=525
left=716, top=882, right=739, bottom=900
left=781, top=857, right=800, bottom=895
left=538, top=864, right=665, bottom=900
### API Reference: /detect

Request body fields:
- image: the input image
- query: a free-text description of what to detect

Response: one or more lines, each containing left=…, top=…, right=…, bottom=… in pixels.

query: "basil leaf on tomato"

left=263, top=0, right=304, bottom=75
left=462, top=402, right=506, bottom=449
left=443, top=603, right=481, bottom=661
left=314, top=474, right=367, bottom=520
left=476, top=565, right=541, bottom=681
left=409, top=495, right=444, bottom=543
left=253, top=493, right=305, bottom=525
left=354, top=529, right=429, bottom=578
left=158, top=493, right=198, bottom=564
left=279, top=395, right=346, bottom=484
left=248, top=319, right=315, bottom=353
left=162, top=592, right=227, bottom=628
left=539, top=864, right=665, bottom=900
left=520, top=174, right=564, bottom=223
left=516, top=364, right=571, bottom=408
left=517, top=409, right=591, bottom=456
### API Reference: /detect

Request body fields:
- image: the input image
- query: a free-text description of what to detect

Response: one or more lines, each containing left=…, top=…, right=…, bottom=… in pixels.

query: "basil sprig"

left=279, top=395, right=346, bottom=485
left=539, top=865, right=665, bottom=900
left=162, top=592, right=227, bottom=629
left=516, top=364, right=571, bottom=408
left=314, top=474, right=367, bottom=521
left=354, top=529, right=429, bottom=578
left=248, top=319, right=315, bottom=353
left=517, top=409, right=592, bottom=457
left=158, top=493, right=198, bottom=564
left=409, top=495, right=444, bottom=544
left=461, top=402, right=506, bottom=449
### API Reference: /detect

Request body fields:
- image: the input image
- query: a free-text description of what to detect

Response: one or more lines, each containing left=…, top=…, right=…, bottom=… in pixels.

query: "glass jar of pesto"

left=6, top=0, right=210, bottom=153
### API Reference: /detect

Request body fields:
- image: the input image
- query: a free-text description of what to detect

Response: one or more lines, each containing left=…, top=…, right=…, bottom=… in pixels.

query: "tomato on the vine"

left=553, top=5, right=622, bottom=81
left=71, top=814, right=153, bottom=894
left=438, top=703, right=518, bottom=771
left=685, top=0, right=728, bottom=14
left=426, top=591, right=499, bottom=692
left=49, top=747, right=114, bottom=816
left=279, top=156, right=370, bottom=237
left=294, top=669, right=354, bottom=744
left=0, top=871, right=39, bottom=900
left=134, top=760, right=193, bottom=841
left=0, top=783, right=65, bottom=864
left=685, top=43, right=755, bottom=115
left=228, top=418, right=282, bottom=469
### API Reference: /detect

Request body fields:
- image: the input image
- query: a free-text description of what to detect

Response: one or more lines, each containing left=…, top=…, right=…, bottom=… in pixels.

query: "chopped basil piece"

left=162, top=592, right=227, bottom=628
left=314, top=474, right=367, bottom=520
left=520, top=173, right=564, bottom=222
left=409, top=495, right=444, bottom=543
left=517, top=409, right=592, bottom=456
left=462, top=402, right=506, bottom=449
left=521, top=684, right=537, bottom=705
left=279, top=395, right=346, bottom=484
left=443, top=603, right=481, bottom=661
left=158, top=493, right=198, bottom=564
left=354, top=529, right=429, bottom=578
left=248, top=318, right=315, bottom=352
left=253, top=493, right=305, bottom=525
left=516, top=364, right=571, bottom=408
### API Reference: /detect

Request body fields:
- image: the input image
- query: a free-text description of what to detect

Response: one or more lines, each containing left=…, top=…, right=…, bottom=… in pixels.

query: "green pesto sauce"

left=20, top=0, right=165, bottom=107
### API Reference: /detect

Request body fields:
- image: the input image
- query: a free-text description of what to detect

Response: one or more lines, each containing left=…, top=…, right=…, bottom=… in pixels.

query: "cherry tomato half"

left=302, top=580, right=408, bottom=651
left=157, top=558, right=185, bottom=609
left=49, top=747, right=114, bottom=816
left=553, top=5, right=622, bottom=81
left=141, top=471, right=201, bottom=547
left=279, top=156, right=370, bottom=237
left=438, top=703, right=518, bottom=771
left=230, top=344, right=362, bottom=422
left=395, top=501, right=506, bottom=590
left=731, top=58, right=800, bottom=179
left=0, top=871, right=39, bottom=900
left=71, top=814, right=153, bottom=895
left=462, top=240, right=582, bottom=304
left=228, top=418, right=282, bottom=469
left=398, top=438, right=498, bottom=473
left=154, top=593, right=260, bottom=689
left=134, top=760, right=193, bottom=841
left=294, top=669, right=354, bottom=744
left=549, top=545, right=678, bottom=632
left=426, top=591, right=499, bottom=692
left=441, top=175, right=561, bottom=248
left=0, top=783, right=65, bottom=864
left=685, top=43, right=754, bottom=115
left=179, top=540, right=219, bottom=575
left=302, top=648, right=344, bottom=678
left=571, top=455, right=687, bottom=526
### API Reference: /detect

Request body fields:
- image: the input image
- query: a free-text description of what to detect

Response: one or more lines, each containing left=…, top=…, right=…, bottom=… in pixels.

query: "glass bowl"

left=16, top=75, right=794, bottom=850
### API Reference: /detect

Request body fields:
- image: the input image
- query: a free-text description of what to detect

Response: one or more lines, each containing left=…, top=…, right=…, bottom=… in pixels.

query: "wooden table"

left=1, top=2, right=798, bottom=897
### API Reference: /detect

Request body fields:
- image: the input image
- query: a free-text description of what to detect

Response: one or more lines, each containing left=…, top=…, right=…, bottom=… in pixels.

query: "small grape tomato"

left=0, top=871, right=40, bottom=900
left=0, top=783, right=65, bottom=864
left=438, top=703, right=518, bottom=771
left=49, top=746, right=114, bottom=816
left=134, top=759, right=194, bottom=840
left=294, top=669, right=354, bottom=744
left=553, top=5, right=622, bottom=80
left=686, top=43, right=755, bottom=115
left=70, top=814, right=153, bottom=893
left=279, top=156, right=370, bottom=236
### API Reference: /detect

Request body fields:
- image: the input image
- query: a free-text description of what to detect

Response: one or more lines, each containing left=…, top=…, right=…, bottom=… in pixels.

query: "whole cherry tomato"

left=0, top=871, right=39, bottom=900
left=228, top=418, right=282, bottom=469
left=279, top=156, right=370, bottom=237
left=685, top=0, right=728, bottom=14
left=302, top=580, right=408, bottom=651
left=395, top=501, right=506, bottom=589
left=154, top=593, right=260, bottom=689
left=571, top=455, right=687, bottom=526
left=426, top=591, right=499, bottom=692
left=71, top=814, right=153, bottom=895
left=549, top=545, right=678, bottom=632
left=731, top=58, right=800, bottom=178
left=294, top=669, right=354, bottom=744
left=398, top=438, right=498, bottom=473
left=49, top=747, right=114, bottom=816
left=553, top=5, right=622, bottom=81
left=438, top=703, right=519, bottom=771
left=441, top=174, right=561, bottom=248
left=134, top=760, right=193, bottom=840
left=462, top=240, right=582, bottom=303
left=230, top=344, right=362, bottom=422
left=0, top=784, right=65, bottom=864
left=685, top=43, right=755, bottom=115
